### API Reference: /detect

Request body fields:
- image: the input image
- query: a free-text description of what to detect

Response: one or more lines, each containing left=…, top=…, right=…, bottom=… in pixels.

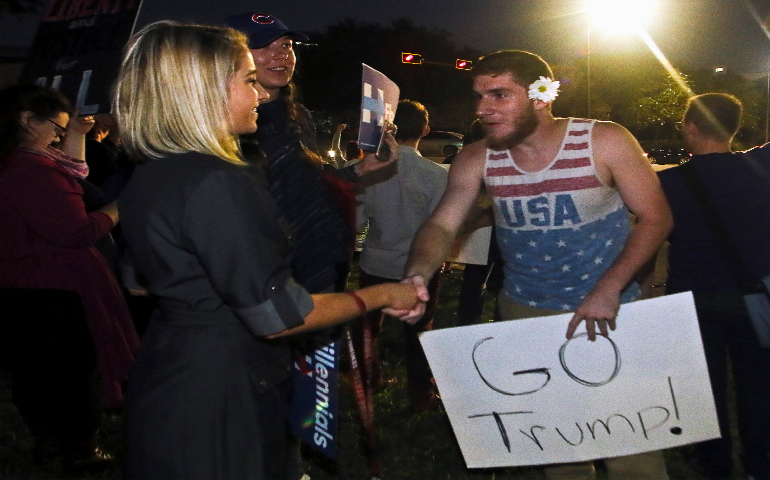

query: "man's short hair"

left=683, top=93, right=742, bottom=142
left=394, top=100, right=429, bottom=141
left=472, top=50, right=554, bottom=90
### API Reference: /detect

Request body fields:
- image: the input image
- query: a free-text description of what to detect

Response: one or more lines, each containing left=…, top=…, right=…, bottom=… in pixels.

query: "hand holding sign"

left=566, top=283, right=620, bottom=340
left=420, top=293, right=719, bottom=469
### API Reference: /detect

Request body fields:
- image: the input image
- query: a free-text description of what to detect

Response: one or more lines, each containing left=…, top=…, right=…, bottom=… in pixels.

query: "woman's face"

left=249, top=35, right=296, bottom=101
left=22, top=110, right=69, bottom=150
left=228, top=51, right=269, bottom=136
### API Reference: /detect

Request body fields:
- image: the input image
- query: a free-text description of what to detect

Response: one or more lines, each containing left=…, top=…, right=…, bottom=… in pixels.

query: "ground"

left=0, top=261, right=734, bottom=479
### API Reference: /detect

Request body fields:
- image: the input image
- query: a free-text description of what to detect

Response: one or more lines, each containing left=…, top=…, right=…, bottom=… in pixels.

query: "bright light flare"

left=586, top=0, right=657, bottom=34
left=637, top=29, right=693, bottom=98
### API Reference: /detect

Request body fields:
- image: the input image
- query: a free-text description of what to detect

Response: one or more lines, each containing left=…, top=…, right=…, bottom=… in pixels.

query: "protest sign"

left=420, top=292, right=719, bottom=468
left=21, top=0, right=142, bottom=114
left=357, top=64, right=399, bottom=152
left=440, top=163, right=494, bottom=266
left=448, top=226, right=492, bottom=266
left=289, top=329, right=341, bottom=458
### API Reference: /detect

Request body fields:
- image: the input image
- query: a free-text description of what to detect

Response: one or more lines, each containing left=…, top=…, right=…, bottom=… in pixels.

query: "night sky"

left=2, top=0, right=770, bottom=75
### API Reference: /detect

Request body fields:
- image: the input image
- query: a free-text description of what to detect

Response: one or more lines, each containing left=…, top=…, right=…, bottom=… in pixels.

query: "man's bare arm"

left=386, top=142, right=487, bottom=320
left=404, top=142, right=487, bottom=279
left=566, top=122, right=673, bottom=340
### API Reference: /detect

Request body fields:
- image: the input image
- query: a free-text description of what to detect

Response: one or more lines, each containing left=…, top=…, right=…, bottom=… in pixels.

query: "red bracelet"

left=345, top=291, right=368, bottom=317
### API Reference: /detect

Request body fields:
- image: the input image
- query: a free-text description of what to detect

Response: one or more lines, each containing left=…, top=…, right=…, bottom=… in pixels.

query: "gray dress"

left=118, top=152, right=313, bottom=479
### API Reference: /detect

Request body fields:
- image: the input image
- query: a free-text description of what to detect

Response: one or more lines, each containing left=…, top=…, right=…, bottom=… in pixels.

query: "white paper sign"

left=448, top=226, right=492, bottom=266
left=420, top=292, right=719, bottom=468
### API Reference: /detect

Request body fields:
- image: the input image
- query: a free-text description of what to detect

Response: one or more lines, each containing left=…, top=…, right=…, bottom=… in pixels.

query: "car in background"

left=419, top=131, right=464, bottom=159
left=646, top=147, right=691, bottom=165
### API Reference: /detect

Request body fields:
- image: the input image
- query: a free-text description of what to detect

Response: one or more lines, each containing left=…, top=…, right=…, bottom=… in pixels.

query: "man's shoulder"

left=415, top=154, right=449, bottom=177
left=589, top=120, right=631, bottom=143
left=742, top=142, right=770, bottom=161
left=400, top=146, right=447, bottom=172
left=656, top=163, right=686, bottom=192
left=443, top=141, right=488, bottom=179
left=450, top=141, right=488, bottom=164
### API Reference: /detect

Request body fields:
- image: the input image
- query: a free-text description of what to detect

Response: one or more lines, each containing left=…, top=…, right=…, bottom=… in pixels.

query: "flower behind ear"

left=528, top=76, right=560, bottom=102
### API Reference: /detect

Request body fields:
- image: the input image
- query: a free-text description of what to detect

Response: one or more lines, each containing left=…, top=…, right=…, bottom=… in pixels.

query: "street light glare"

left=586, top=0, right=656, bottom=33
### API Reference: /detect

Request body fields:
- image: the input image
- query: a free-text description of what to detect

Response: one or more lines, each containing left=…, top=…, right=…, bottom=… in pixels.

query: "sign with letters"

left=21, top=0, right=143, bottom=114
left=448, top=226, right=492, bottom=266
left=420, top=292, right=719, bottom=468
left=289, top=330, right=341, bottom=458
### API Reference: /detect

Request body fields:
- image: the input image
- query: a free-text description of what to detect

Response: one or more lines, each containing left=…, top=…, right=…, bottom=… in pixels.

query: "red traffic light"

left=456, top=59, right=472, bottom=70
left=402, top=52, right=422, bottom=64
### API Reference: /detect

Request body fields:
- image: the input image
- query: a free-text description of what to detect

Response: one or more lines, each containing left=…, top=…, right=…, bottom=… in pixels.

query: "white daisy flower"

left=528, top=76, right=560, bottom=102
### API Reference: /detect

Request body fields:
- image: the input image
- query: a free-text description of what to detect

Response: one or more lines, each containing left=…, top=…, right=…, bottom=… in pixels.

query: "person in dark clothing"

left=224, top=12, right=398, bottom=294
left=84, top=114, right=118, bottom=187
left=355, top=100, right=448, bottom=412
left=114, top=21, right=419, bottom=479
left=658, top=93, right=770, bottom=480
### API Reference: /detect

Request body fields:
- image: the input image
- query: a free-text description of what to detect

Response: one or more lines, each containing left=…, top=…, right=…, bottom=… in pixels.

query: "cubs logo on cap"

left=251, top=14, right=275, bottom=24
left=225, top=12, right=309, bottom=49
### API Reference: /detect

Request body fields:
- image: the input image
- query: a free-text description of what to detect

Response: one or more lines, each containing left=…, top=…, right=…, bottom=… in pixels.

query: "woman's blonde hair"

left=113, top=21, right=250, bottom=164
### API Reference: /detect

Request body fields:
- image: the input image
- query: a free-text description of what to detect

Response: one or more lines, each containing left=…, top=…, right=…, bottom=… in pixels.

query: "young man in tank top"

left=392, top=50, right=673, bottom=480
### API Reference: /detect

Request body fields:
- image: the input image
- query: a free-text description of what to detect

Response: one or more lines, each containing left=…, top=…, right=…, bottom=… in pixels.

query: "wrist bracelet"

left=345, top=290, right=368, bottom=317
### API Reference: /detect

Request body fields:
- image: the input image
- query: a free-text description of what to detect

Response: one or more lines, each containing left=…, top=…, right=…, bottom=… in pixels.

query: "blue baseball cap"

left=225, top=13, right=309, bottom=49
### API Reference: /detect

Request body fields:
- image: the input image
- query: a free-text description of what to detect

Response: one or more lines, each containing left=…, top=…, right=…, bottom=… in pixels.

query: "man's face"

left=474, top=72, right=538, bottom=150
left=250, top=35, right=296, bottom=100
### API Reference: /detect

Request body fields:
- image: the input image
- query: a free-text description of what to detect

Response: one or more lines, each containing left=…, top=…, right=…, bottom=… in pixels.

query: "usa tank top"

left=483, top=118, right=640, bottom=311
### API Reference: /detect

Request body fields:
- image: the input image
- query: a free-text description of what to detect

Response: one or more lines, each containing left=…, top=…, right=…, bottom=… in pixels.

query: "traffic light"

left=401, top=53, right=422, bottom=64
left=456, top=59, right=472, bottom=70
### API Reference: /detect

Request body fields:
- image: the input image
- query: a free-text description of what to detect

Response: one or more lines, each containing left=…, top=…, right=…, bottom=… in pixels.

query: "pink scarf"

left=18, top=146, right=89, bottom=179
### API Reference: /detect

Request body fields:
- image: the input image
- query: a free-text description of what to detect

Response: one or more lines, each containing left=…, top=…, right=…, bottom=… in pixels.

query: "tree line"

left=293, top=18, right=767, bottom=149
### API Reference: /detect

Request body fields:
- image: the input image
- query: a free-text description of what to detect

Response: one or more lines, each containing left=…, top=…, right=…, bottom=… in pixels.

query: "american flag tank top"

left=483, top=118, right=640, bottom=311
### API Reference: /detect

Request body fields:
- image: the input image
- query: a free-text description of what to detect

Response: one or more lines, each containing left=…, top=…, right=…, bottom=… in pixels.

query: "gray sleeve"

left=181, top=168, right=312, bottom=336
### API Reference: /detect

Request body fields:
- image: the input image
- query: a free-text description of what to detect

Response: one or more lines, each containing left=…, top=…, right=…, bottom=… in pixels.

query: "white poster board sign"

left=420, top=292, right=719, bottom=468
left=438, top=162, right=493, bottom=266
left=448, top=226, right=492, bottom=266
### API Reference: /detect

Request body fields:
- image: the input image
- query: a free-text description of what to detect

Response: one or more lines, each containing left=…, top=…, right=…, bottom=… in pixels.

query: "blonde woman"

left=114, top=21, right=420, bottom=479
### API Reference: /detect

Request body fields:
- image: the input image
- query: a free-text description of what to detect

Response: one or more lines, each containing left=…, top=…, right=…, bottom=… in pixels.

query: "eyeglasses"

left=44, top=117, right=67, bottom=135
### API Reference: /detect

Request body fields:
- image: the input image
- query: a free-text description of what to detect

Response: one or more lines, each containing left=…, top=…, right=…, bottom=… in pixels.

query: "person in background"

left=0, top=84, right=138, bottom=472
left=224, top=12, right=396, bottom=295
left=658, top=93, right=770, bottom=480
left=330, top=123, right=364, bottom=168
left=345, top=139, right=364, bottom=164
left=114, top=21, right=419, bottom=479
left=84, top=114, right=118, bottom=187
left=355, top=99, right=448, bottom=412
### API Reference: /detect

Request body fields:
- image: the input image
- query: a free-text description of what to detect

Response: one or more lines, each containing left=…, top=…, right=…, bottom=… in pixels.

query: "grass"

left=0, top=262, right=736, bottom=479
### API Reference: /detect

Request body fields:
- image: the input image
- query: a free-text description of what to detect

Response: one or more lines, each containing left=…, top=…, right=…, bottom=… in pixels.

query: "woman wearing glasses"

left=0, top=84, right=139, bottom=471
